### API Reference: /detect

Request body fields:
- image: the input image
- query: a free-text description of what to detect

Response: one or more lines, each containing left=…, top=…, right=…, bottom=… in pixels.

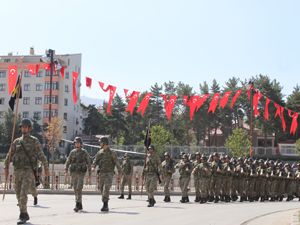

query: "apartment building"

left=0, top=48, right=83, bottom=148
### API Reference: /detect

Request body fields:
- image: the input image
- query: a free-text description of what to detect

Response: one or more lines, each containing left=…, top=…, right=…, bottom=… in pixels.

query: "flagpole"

left=2, top=63, right=23, bottom=201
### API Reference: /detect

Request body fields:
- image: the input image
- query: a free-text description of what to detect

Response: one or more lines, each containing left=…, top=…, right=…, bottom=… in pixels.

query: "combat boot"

left=165, top=196, right=171, bottom=202
left=180, top=196, right=186, bottom=203
left=147, top=198, right=154, bottom=207
left=118, top=194, right=124, bottom=199
left=78, top=202, right=83, bottom=210
left=186, top=196, right=189, bottom=203
left=163, top=196, right=167, bottom=202
left=194, top=196, right=200, bottom=202
left=74, top=202, right=80, bottom=212
left=101, top=201, right=109, bottom=212
left=17, top=212, right=29, bottom=224
left=214, top=196, right=219, bottom=203
left=34, top=196, right=38, bottom=205
left=127, top=194, right=131, bottom=200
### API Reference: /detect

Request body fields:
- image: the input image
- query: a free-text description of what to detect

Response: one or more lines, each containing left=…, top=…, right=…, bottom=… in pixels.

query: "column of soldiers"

left=164, top=152, right=300, bottom=204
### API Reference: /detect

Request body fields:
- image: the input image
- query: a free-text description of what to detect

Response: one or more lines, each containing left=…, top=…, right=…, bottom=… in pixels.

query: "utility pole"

left=249, top=81, right=254, bottom=156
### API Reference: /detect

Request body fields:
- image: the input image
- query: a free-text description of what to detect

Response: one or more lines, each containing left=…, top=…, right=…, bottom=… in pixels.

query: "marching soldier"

left=65, top=137, right=91, bottom=212
left=4, top=119, right=49, bottom=224
left=118, top=153, right=133, bottom=200
left=176, top=154, right=192, bottom=203
left=143, top=145, right=161, bottom=207
left=192, top=152, right=201, bottom=202
left=92, top=137, right=121, bottom=212
left=161, top=152, right=175, bottom=202
left=295, top=163, right=300, bottom=201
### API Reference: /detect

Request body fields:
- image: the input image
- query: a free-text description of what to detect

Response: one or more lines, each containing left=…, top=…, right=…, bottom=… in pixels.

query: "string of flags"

left=4, top=63, right=299, bottom=135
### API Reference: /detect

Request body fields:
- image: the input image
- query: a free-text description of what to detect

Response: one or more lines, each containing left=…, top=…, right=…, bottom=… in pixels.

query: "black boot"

left=127, top=194, right=131, bottom=200
left=101, top=201, right=109, bottom=212
left=78, top=202, right=83, bottom=210
left=118, top=194, right=124, bottom=199
left=34, top=196, right=38, bottom=205
left=163, top=196, right=167, bottom=202
left=186, top=196, right=189, bottom=203
left=194, top=196, right=200, bottom=202
left=148, top=198, right=155, bottom=207
left=165, top=196, right=171, bottom=202
left=17, top=212, right=29, bottom=224
left=214, top=196, right=219, bottom=203
left=74, top=202, right=80, bottom=212
left=180, top=196, right=186, bottom=203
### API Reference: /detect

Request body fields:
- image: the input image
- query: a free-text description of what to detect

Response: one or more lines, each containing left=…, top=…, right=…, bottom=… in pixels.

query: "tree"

left=225, top=128, right=252, bottom=157
left=83, top=105, right=107, bottom=135
left=286, top=85, right=300, bottom=140
left=3, top=111, right=21, bottom=147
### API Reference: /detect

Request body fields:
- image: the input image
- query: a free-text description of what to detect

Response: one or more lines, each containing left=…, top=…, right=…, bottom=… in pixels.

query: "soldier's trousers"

left=145, top=173, right=158, bottom=199
left=222, top=176, right=232, bottom=196
left=163, top=175, right=172, bottom=196
left=231, top=176, right=239, bottom=197
left=14, top=168, right=34, bottom=213
left=199, top=177, right=210, bottom=198
left=120, top=174, right=132, bottom=195
left=286, top=180, right=296, bottom=196
left=211, top=175, right=221, bottom=197
left=194, top=176, right=200, bottom=197
left=71, top=172, right=85, bottom=203
left=98, top=172, right=114, bottom=202
left=257, top=177, right=267, bottom=197
left=238, top=177, right=246, bottom=198
left=179, top=176, right=190, bottom=197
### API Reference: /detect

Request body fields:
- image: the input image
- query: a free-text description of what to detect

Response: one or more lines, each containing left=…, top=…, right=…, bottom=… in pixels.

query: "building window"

left=43, top=110, right=58, bottom=118
left=0, top=98, right=4, bottom=105
left=64, top=99, right=68, bottom=106
left=35, top=97, right=42, bottom=105
left=45, top=82, right=59, bottom=90
left=24, top=71, right=30, bottom=77
left=33, top=111, right=41, bottom=120
left=63, top=113, right=67, bottom=120
left=37, top=71, right=43, bottom=77
left=0, top=84, right=6, bottom=91
left=45, top=70, right=58, bottom=76
left=65, top=85, right=69, bottom=92
left=23, top=111, right=29, bottom=118
left=36, top=84, right=43, bottom=91
left=65, top=71, right=69, bottom=79
left=24, top=84, right=30, bottom=91
left=23, top=97, right=30, bottom=105
left=0, top=111, right=4, bottom=118
left=44, top=96, right=58, bottom=104
left=63, top=126, right=67, bottom=133
left=0, top=70, right=6, bottom=78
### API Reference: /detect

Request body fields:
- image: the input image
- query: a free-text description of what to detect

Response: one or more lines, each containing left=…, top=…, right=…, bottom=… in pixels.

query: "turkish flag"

left=137, top=93, right=152, bottom=116
left=219, top=91, right=232, bottom=109
left=208, top=93, right=220, bottom=113
left=161, top=94, right=177, bottom=121
left=99, top=82, right=117, bottom=114
left=86, top=77, right=92, bottom=88
left=230, top=89, right=242, bottom=108
left=184, top=95, right=200, bottom=121
left=8, top=65, right=18, bottom=94
left=60, top=66, right=65, bottom=78
left=43, top=63, right=51, bottom=71
left=264, top=98, right=270, bottom=121
left=288, top=110, right=299, bottom=135
left=27, top=64, right=40, bottom=75
left=124, top=89, right=140, bottom=115
left=274, top=103, right=286, bottom=131
left=253, top=91, right=263, bottom=117
left=72, top=72, right=79, bottom=104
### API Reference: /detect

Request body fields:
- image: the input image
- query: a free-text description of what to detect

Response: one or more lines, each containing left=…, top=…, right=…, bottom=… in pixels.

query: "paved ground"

left=0, top=194, right=299, bottom=225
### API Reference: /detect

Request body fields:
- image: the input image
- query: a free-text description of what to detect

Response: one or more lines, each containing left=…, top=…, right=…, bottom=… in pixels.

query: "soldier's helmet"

left=201, top=156, right=207, bottom=161
left=148, top=145, right=155, bottom=150
left=182, top=154, right=189, bottom=159
left=164, top=152, right=170, bottom=157
left=284, top=163, right=290, bottom=168
left=99, top=137, right=109, bottom=145
left=74, top=137, right=83, bottom=144
left=123, top=153, right=128, bottom=158
left=297, top=163, right=300, bottom=167
left=20, top=118, right=32, bottom=127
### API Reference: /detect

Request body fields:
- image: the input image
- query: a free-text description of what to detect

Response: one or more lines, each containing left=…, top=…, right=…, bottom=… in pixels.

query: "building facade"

left=0, top=49, right=82, bottom=149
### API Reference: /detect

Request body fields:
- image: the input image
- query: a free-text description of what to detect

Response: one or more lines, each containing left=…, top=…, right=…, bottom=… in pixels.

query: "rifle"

left=141, top=119, right=151, bottom=197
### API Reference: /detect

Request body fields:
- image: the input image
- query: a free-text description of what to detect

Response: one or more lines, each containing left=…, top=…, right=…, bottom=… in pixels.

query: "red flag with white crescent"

left=230, top=89, right=242, bottom=108
left=99, top=82, right=117, bottom=114
left=124, top=89, right=140, bottom=115
left=161, top=94, right=177, bottom=121
left=8, top=65, right=18, bottom=94
left=208, top=93, right=220, bottom=113
left=219, top=91, right=232, bottom=109
left=137, top=93, right=152, bottom=116
left=72, top=72, right=79, bottom=104
left=264, top=98, right=270, bottom=121
left=274, top=102, right=286, bottom=131
left=86, top=77, right=92, bottom=88
left=288, top=110, right=299, bottom=135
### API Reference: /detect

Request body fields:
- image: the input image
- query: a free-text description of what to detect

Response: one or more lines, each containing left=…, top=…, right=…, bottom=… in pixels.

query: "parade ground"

left=0, top=194, right=299, bottom=225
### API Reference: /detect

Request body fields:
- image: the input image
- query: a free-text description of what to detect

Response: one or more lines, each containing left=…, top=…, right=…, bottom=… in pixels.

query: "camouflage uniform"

left=295, top=165, right=300, bottom=201
left=175, top=154, right=192, bottom=203
left=92, top=139, right=121, bottom=211
left=161, top=152, right=175, bottom=202
left=192, top=153, right=201, bottom=202
left=65, top=144, right=91, bottom=211
left=221, top=157, right=234, bottom=202
left=143, top=145, right=161, bottom=207
left=119, top=154, right=133, bottom=199
left=5, top=133, right=48, bottom=223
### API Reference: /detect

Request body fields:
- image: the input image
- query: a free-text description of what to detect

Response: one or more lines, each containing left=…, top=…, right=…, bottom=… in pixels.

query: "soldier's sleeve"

left=156, top=155, right=162, bottom=172
left=85, top=151, right=92, bottom=175
left=92, top=152, right=99, bottom=168
left=4, top=139, right=17, bottom=168
left=113, top=152, right=122, bottom=173
left=65, top=151, right=73, bottom=172
left=34, top=138, right=49, bottom=171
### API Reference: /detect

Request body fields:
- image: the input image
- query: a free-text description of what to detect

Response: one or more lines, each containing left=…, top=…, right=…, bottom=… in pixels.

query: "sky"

left=1, top=0, right=300, bottom=101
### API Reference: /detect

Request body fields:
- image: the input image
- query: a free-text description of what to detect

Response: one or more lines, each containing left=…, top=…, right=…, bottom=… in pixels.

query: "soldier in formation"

left=118, top=153, right=133, bottom=200
left=65, top=137, right=91, bottom=212
left=161, top=152, right=175, bottom=202
left=92, top=137, right=121, bottom=212
left=4, top=119, right=49, bottom=224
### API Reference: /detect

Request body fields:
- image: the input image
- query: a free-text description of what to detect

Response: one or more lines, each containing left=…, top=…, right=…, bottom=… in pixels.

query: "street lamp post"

left=248, top=81, right=254, bottom=156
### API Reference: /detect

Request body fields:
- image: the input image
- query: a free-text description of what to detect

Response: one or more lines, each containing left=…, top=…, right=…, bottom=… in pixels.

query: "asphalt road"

left=0, top=194, right=299, bottom=225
